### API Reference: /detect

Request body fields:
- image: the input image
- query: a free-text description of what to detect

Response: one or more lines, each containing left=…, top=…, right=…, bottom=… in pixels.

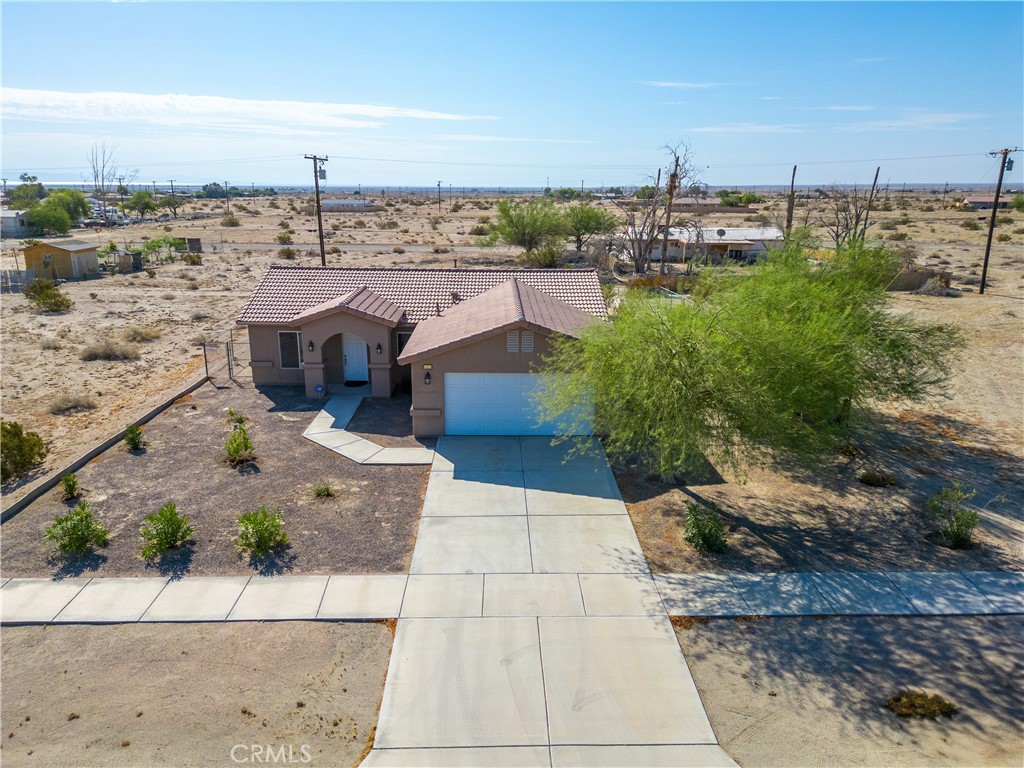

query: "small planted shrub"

left=124, top=325, right=161, bottom=342
left=858, top=471, right=896, bottom=488
left=124, top=424, right=146, bottom=450
left=80, top=339, right=141, bottom=361
left=885, top=691, right=958, bottom=719
left=926, top=482, right=979, bottom=548
left=226, top=408, right=248, bottom=426
left=60, top=472, right=80, bottom=500
left=1, top=420, right=48, bottom=483
left=682, top=500, right=728, bottom=553
left=24, top=279, right=73, bottom=312
left=235, top=507, right=288, bottom=555
left=45, top=501, right=108, bottom=555
left=313, top=481, right=335, bottom=499
left=225, top=423, right=255, bottom=465
left=140, top=502, right=194, bottom=559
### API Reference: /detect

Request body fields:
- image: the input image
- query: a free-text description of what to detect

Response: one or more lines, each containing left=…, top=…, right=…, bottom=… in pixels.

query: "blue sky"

left=2, top=1, right=1022, bottom=188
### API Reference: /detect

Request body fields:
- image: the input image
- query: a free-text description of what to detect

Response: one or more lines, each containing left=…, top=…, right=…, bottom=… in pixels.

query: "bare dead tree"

left=818, top=168, right=881, bottom=249
left=85, top=143, right=137, bottom=225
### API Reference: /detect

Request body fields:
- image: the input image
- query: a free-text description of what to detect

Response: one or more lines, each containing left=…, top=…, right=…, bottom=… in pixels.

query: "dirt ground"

left=0, top=381, right=427, bottom=578
left=347, top=395, right=437, bottom=450
left=675, top=615, right=1024, bottom=767
left=0, top=622, right=393, bottom=768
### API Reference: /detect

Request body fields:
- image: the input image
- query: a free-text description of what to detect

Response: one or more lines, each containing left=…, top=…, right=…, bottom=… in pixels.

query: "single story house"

left=1, top=209, right=33, bottom=239
left=321, top=199, right=383, bottom=212
left=645, top=225, right=785, bottom=262
left=237, top=266, right=607, bottom=436
left=959, top=196, right=1010, bottom=211
left=669, top=197, right=750, bottom=214
left=22, top=240, right=101, bottom=280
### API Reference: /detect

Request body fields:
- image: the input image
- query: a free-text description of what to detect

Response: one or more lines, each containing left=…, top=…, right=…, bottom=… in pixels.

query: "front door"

left=343, top=334, right=369, bottom=382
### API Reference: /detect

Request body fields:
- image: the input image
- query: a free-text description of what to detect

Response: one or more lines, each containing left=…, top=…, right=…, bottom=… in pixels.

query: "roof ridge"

left=509, top=278, right=525, bottom=321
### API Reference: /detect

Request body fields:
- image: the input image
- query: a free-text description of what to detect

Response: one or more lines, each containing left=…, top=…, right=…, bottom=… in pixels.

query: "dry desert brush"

left=80, top=339, right=141, bottom=361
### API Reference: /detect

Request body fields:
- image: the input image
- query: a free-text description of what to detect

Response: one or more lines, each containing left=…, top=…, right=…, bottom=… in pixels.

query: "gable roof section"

left=237, top=266, right=608, bottom=325
left=286, top=286, right=405, bottom=327
left=397, top=278, right=596, bottom=364
left=26, top=240, right=99, bottom=253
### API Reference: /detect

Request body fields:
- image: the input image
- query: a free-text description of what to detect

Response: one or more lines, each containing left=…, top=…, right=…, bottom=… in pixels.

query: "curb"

left=1, top=376, right=210, bottom=523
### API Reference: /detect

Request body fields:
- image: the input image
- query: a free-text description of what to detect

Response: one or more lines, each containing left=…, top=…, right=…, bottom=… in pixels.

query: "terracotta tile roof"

left=237, top=266, right=608, bottom=325
left=286, top=286, right=404, bottom=327
left=397, top=278, right=597, bottom=364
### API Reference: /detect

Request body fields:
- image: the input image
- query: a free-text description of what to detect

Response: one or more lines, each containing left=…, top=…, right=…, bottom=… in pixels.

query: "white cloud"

left=840, top=111, right=985, bottom=132
left=0, top=88, right=498, bottom=136
left=640, top=81, right=721, bottom=89
left=436, top=134, right=595, bottom=145
left=688, top=122, right=804, bottom=134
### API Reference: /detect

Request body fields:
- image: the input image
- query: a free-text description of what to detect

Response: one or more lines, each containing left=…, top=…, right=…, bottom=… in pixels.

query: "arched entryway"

left=323, top=332, right=369, bottom=388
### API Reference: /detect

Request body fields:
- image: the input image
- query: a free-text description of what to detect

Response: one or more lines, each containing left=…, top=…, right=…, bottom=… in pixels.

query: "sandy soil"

left=675, top=615, right=1024, bottom=767
left=1, top=381, right=427, bottom=578
left=0, top=622, right=393, bottom=768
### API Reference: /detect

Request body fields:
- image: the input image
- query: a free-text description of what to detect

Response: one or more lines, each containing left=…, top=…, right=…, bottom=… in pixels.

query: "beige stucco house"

left=237, top=266, right=607, bottom=436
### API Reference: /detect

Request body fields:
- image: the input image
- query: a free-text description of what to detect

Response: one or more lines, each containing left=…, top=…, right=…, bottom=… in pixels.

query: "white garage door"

left=444, top=373, right=592, bottom=436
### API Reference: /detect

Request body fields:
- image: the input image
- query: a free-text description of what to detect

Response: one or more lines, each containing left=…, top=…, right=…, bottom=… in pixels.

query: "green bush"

left=226, top=408, right=247, bottom=426
left=225, top=423, right=255, bottom=464
left=140, top=502, right=194, bottom=559
left=60, top=472, right=80, bottom=500
left=24, top=279, right=73, bottom=312
left=277, top=247, right=297, bottom=260
left=182, top=252, right=203, bottom=266
left=124, top=424, right=146, bottom=450
left=45, top=501, right=108, bottom=555
left=960, top=220, right=981, bottom=231
left=221, top=214, right=240, bottom=227
left=997, top=234, right=1011, bottom=243
left=1, top=420, right=48, bottom=483
left=682, top=500, right=728, bottom=553
left=377, top=219, right=400, bottom=230
left=235, top=507, right=288, bottom=555
left=313, top=482, right=334, bottom=499
left=925, top=482, right=979, bottom=548
left=275, top=232, right=293, bottom=245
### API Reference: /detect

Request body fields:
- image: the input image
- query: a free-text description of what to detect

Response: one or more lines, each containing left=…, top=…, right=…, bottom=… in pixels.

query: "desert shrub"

left=80, top=339, right=141, bottom=361
left=221, top=214, right=240, bottom=227
left=858, top=470, right=896, bottom=487
left=450, top=202, right=463, bottom=212
left=996, top=233, right=1011, bottom=243
left=469, top=225, right=490, bottom=236
left=327, top=245, right=342, bottom=254
left=921, top=205, right=936, bottom=212
left=960, top=219, right=981, bottom=231
left=313, top=482, right=334, bottom=499
left=45, top=501, right=108, bottom=555
left=913, top=278, right=958, bottom=297
left=235, top=507, right=288, bottom=555
left=392, top=246, right=406, bottom=254
left=1, top=420, right=48, bottom=482
left=124, top=325, right=161, bottom=342
left=885, top=691, right=958, bottom=719
left=49, top=393, right=97, bottom=415
left=24, top=279, right=73, bottom=312
left=60, top=472, right=80, bottom=500
left=277, top=247, right=297, bottom=260
left=1012, top=227, right=1024, bottom=235
left=225, top=423, right=255, bottom=464
left=40, top=338, right=61, bottom=350
left=682, top=500, right=728, bottom=553
left=925, top=482, right=979, bottom=548
left=432, top=245, right=450, bottom=254
left=517, top=244, right=562, bottom=268
left=887, top=232, right=909, bottom=241
left=995, top=215, right=1013, bottom=226
left=182, top=252, right=202, bottom=266
left=352, top=219, right=367, bottom=229
left=186, top=280, right=198, bottom=291
left=275, top=232, right=293, bottom=245
left=226, top=408, right=247, bottom=426
left=429, top=216, right=442, bottom=230
left=146, top=268, right=157, bottom=277
left=268, top=200, right=281, bottom=209
left=140, top=502, right=194, bottom=559
left=878, top=221, right=898, bottom=231
left=124, top=424, right=146, bottom=450
left=378, top=219, right=400, bottom=230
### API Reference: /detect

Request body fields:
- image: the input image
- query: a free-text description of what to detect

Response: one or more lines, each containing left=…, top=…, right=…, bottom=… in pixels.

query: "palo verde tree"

left=536, top=240, right=963, bottom=478
left=564, top=203, right=620, bottom=251
left=493, top=198, right=567, bottom=255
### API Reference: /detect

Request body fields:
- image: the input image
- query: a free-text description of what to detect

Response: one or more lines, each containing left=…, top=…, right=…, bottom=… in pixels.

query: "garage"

left=443, top=373, right=592, bottom=436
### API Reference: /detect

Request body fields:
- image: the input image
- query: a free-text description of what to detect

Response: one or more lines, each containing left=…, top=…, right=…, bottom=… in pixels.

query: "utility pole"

left=116, top=176, right=125, bottom=209
left=224, top=181, right=231, bottom=214
left=168, top=179, right=176, bottom=200
left=152, top=181, right=157, bottom=196
left=785, top=165, right=797, bottom=235
left=251, top=182, right=256, bottom=200
left=659, top=157, right=680, bottom=276
left=941, top=181, right=948, bottom=208
left=436, top=181, right=442, bottom=212
left=305, top=154, right=328, bottom=266
left=980, top=147, right=1019, bottom=295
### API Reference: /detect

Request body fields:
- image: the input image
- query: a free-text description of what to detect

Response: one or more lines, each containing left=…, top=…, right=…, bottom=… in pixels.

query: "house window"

left=43, top=254, right=52, bottom=264
left=506, top=331, right=519, bottom=352
left=396, top=331, right=413, bottom=355
left=278, top=331, right=303, bottom=369
left=521, top=331, right=534, bottom=353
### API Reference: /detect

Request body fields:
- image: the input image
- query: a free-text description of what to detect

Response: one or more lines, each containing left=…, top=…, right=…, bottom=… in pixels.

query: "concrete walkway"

left=303, top=390, right=435, bottom=465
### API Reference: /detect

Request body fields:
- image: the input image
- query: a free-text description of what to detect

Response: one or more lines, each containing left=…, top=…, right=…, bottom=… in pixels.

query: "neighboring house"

left=959, top=196, right=1010, bottom=211
left=1, top=209, right=33, bottom=239
left=22, top=240, right=101, bottom=280
left=651, top=225, right=785, bottom=263
left=321, top=199, right=383, bottom=212
left=237, top=266, right=607, bottom=436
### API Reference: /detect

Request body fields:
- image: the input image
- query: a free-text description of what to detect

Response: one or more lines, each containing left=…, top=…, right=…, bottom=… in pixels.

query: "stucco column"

left=304, top=363, right=327, bottom=398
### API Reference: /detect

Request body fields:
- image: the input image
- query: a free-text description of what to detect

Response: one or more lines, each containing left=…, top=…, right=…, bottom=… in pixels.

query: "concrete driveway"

left=365, top=436, right=738, bottom=767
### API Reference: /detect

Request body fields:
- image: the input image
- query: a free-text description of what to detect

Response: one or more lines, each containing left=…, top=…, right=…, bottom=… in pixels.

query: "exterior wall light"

left=308, top=340, right=315, bottom=352
left=424, top=371, right=432, bottom=385
left=376, top=342, right=383, bottom=355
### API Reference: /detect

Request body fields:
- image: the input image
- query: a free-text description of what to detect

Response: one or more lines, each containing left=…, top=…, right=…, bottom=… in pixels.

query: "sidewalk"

left=302, top=392, right=434, bottom=465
